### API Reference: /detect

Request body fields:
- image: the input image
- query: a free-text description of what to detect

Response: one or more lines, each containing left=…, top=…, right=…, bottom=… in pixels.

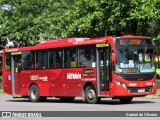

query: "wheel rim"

left=31, top=88, right=37, bottom=100
left=88, top=89, right=96, bottom=100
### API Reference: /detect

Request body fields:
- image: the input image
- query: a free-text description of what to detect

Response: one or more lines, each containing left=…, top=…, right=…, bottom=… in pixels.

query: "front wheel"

left=85, top=85, right=100, bottom=104
left=29, top=84, right=46, bottom=102
left=119, top=97, right=133, bottom=104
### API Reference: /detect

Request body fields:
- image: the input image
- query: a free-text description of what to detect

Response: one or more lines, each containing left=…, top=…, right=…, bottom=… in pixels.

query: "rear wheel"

left=59, top=97, right=75, bottom=102
left=85, top=85, right=100, bottom=104
left=119, top=97, right=133, bottom=104
left=29, top=84, right=46, bottom=102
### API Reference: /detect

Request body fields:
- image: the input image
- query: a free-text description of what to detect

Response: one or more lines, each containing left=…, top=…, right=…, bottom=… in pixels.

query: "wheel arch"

left=28, top=82, right=38, bottom=95
left=82, top=82, right=96, bottom=96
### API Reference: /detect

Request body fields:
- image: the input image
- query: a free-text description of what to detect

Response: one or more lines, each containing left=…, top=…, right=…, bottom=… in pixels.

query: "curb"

left=145, top=95, right=160, bottom=99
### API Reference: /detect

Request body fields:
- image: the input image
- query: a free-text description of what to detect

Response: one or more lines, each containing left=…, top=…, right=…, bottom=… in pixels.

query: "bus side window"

left=78, top=45, right=95, bottom=67
left=22, top=51, right=35, bottom=70
left=64, top=48, right=70, bottom=68
left=63, top=47, right=78, bottom=68
left=36, top=50, right=48, bottom=69
left=49, top=49, right=62, bottom=68
left=42, top=51, right=48, bottom=69
left=70, top=47, right=77, bottom=67
left=48, top=50, right=55, bottom=68
left=57, top=49, right=62, bottom=68
left=52, top=51, right=57, bottom=68
left=5, top=53, right=11, bottom=71
left=36, top=51, right=42, bottom=69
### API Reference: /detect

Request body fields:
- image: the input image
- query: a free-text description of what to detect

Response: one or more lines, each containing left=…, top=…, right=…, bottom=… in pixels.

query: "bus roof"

left=3, top=35, right=150, bottom=53
left=36, top=38, right=89, bottom=46
left=118, top=35, right=149, bottom=39
left=3, top=36, right=114, bottom=53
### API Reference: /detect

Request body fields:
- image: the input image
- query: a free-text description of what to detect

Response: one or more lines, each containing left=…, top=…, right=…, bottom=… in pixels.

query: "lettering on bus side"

left=30, top=75, right=48, bottom=81
left=67, top=73, right=82, bottom=80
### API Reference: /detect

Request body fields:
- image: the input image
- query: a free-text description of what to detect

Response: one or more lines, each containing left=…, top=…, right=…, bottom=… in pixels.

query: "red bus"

left=2, top=35, right=157, bottom=104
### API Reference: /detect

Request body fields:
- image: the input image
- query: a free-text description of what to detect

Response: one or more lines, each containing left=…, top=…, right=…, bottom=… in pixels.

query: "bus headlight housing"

left=116, top=80, right=127, bottom=89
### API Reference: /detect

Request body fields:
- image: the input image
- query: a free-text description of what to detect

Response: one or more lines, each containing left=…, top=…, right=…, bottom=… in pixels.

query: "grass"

left=156, top=69, right=160, bottom=76
left=156, top=89, right=160, bottom=96
left=157, top=78, right=160, bottom=81
left=0, top=89, right=4, bottom=95
left=0, top=76, right=2, bottom=83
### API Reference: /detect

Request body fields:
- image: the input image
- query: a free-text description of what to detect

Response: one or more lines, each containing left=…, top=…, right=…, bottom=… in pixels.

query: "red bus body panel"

left=2, top=36, right=157, bottom=98
left=110, top=75, right=157, bottom=97
left=3, top=68, right=97, bottom=97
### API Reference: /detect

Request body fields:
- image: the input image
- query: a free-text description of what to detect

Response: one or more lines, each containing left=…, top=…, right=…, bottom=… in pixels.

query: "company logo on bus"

left=67, top=73, right=81, bottom=80
left=30, top=75, right=48, bottom=81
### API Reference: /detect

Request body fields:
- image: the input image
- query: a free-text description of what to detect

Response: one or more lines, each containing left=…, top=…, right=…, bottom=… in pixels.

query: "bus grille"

left=128, top=87, right=152, bottom=93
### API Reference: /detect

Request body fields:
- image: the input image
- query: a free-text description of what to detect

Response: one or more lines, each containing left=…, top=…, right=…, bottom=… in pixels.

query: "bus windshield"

left=115, top=48, right=155, bottom=74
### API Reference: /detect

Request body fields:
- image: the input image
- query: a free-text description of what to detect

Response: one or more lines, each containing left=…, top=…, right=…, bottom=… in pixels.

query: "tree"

left=0, top=0, right=159, bottom=49
left=0, top=0, right=55, bottom=47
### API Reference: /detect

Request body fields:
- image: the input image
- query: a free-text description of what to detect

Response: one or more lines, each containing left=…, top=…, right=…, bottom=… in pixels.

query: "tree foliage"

left=0, top=0, right=159, bottom=51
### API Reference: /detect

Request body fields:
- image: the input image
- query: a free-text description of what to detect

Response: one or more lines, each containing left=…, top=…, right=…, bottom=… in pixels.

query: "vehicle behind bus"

left=2, top=35, right=157, bottom=104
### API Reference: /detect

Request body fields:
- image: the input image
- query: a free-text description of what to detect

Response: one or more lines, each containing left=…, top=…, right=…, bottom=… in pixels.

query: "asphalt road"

left=0, top=94, right=159, bottom=111
left=0, top=94, right=160, bottom=120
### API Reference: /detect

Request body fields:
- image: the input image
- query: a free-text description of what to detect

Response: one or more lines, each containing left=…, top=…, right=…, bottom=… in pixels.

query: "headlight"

left=116, top=80, right=127, bottom=89
left=116, top=80, right=121, bottom=86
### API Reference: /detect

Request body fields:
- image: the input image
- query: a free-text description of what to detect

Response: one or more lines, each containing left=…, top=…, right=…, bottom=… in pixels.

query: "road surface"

left=0, top=94, right=160, bottom=120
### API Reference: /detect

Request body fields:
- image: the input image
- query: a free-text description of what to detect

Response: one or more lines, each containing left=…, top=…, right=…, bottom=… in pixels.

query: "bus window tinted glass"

left=49, top=49, right=62, bottom=68
left=63, top=47, right=78, bottom=68
left=70, top=47, right=78, bottom=67
left=64, top=49, right=70, bottom=68
left=5, top=53, right=11, bottom=71
left=78, top=45, right=95, bottom=67
left=22, top=51, right=35, bottom=70
left=36, top=50, right=48, bottom=69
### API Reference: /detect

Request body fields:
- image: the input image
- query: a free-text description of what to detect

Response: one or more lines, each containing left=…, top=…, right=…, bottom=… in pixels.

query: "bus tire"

left=29, top=84, right=42, bottom=102
left=59, top=97, right=75, bottom=102
left=85, top=85, right=100, bottom=104
left=119, top=97, right=133, bottom=104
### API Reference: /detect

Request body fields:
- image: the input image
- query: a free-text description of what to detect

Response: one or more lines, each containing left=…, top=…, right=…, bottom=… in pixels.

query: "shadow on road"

left=6, top=97, right=155, bottom=105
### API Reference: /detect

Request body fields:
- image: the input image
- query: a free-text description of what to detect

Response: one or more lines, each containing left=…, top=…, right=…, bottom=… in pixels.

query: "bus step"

left=13, top=94, right=22, bottom=98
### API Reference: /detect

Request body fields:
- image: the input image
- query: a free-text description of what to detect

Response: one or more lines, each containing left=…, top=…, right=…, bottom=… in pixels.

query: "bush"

left=156, top=89, right=160, bottom=96
left=0, top=89, right=4, bottom=94
left=0, top=76, right=2, bottom=82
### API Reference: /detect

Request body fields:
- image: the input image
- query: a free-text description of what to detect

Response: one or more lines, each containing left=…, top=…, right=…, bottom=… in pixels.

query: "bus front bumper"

left=109, top=78, right=157, bottom=97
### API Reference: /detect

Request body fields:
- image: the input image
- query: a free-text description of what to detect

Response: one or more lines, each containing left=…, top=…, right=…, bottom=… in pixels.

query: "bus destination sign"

left=120, top=39, right=141, bottom=45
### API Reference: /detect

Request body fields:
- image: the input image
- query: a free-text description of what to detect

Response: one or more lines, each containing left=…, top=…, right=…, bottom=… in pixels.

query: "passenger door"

left=11, top=52, right=22, bottom=96
left=96, top=44, right=112, bottom=95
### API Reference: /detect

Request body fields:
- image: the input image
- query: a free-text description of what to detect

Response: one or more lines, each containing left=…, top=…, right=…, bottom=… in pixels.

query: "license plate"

left=138, top=88, right=145, bottom=93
